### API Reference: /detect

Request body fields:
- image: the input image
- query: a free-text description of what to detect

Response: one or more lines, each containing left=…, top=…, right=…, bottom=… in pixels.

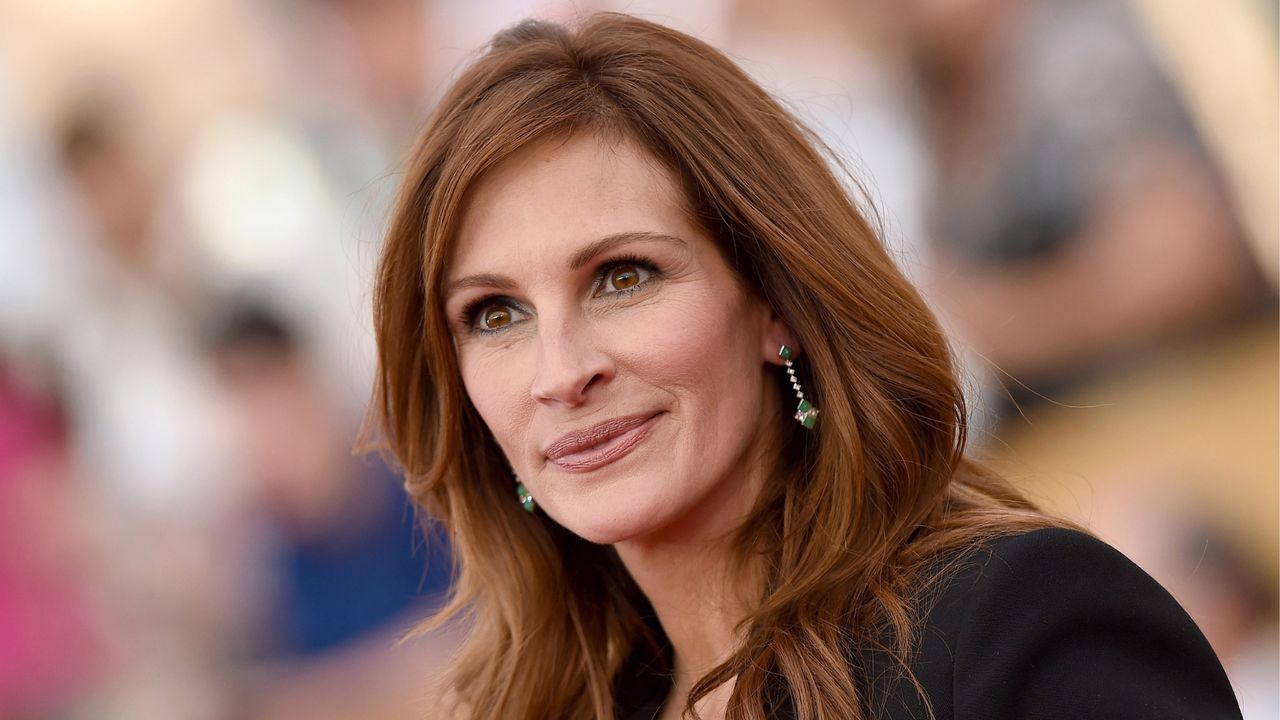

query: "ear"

left=760, top=304, right=800, bottom=367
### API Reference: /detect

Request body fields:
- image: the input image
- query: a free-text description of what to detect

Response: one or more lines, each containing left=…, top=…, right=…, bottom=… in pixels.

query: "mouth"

left=544, top=412, right=664, bottom=473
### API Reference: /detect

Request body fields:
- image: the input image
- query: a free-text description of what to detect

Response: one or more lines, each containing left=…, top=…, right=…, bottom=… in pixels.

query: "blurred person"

left=50, top=90, right=232, bottom=512
left=40, top=90, right=248, bottom=719
left=884, top=0, right=1273, bottom=417
left=58, top=91, right=222, bottom=318
left=176, top=0, right=436, bottom=419
left=207, top=304, right=454, bottom=718
left=362, top=14, right=1240, bottom=719
left=59, top=96, right=157, bottom=277
left=882, top=2, right=1278, bottom=708
left=207, top=304, right=449, bottom=657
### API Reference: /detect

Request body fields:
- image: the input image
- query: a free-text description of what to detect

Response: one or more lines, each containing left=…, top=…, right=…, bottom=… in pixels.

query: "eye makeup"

left=589, top=253, right=661, bottom=298
left=456, top=253, right=664, bottom=336
left=455, top=295, right=526, bottom=335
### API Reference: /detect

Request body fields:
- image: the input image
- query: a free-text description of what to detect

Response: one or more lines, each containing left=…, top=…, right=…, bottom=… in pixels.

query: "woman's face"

left=444, top=132, right=793, bottom=545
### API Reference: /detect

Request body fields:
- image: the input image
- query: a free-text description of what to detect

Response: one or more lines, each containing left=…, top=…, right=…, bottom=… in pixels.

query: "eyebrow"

left=444, top=231, right=688, bottom=298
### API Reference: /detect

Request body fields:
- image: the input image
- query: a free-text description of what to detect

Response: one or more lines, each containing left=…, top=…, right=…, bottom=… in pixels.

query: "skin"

left=444, top=132, right=798, bottom=717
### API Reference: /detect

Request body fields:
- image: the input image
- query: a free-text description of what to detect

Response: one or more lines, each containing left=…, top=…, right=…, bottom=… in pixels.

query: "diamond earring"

left=779, top=345, right=818, bottom=429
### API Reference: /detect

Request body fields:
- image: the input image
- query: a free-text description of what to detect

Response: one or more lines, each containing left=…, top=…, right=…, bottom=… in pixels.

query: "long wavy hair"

left=362, top=13, right=1062, bottom=720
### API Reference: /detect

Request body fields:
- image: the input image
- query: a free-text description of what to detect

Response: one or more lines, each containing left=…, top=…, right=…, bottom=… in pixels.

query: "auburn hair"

left=362, top=12, right=1062, bottom=720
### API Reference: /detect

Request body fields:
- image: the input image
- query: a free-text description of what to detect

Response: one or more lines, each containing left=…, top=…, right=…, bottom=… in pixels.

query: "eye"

left=480, top=305, right=513, bottom=330
left=596, top=261, right=655, bottom=296
left=459, top=296, right=527, bottom=335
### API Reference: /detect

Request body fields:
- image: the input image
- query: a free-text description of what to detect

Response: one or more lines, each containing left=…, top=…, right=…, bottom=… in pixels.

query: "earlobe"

left=761, top=308, right=799, bottom=366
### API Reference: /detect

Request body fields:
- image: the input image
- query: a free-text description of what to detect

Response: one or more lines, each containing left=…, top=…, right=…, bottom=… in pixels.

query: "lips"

left=544, top=412, right=663, bottom=472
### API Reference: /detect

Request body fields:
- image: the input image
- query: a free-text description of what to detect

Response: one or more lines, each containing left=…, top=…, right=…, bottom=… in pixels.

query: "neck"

left=613, top=411, right=783, bottom=710
left=617, top=525, right=755, bottom=685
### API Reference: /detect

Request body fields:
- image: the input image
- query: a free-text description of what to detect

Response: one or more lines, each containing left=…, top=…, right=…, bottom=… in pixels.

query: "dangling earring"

left=514, top=473, right=536, bottom=513
left=779, top=345, right=818, bottom=429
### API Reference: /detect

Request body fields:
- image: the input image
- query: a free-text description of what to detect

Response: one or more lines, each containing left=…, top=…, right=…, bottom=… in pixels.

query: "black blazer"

left=616, top=528, right=1242, bottom=719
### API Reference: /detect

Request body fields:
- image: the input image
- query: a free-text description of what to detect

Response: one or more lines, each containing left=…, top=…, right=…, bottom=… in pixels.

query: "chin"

left=548, top=480, right=679, bottom=546
left=569, top=521, right=647, bottom=546
left=557, top=501, right=667, bottom=546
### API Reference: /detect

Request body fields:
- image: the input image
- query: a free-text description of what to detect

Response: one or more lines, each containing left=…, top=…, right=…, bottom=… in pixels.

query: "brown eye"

left=605, top=264, right=646, bottom=292
left=463, top=298, right=527, bottom=335
left=481, top=306, right=512, bottom=329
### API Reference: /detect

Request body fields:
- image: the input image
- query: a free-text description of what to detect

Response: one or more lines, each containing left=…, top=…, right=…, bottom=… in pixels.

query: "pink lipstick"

left=544, top=413, right=662, bottom=472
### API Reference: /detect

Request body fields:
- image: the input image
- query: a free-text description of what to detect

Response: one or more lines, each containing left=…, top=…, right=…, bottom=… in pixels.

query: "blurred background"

left=0, top=0, right=1274, bottom=718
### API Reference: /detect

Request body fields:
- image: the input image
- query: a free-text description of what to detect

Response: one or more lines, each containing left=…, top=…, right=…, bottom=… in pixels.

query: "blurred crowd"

left=0, top=0, right=1274, bottom=718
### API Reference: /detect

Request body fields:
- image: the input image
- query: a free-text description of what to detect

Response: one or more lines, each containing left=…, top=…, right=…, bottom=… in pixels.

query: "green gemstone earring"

left=779, top=345, right=818, bottom=429
left=515, top=474, right=536, bottom=513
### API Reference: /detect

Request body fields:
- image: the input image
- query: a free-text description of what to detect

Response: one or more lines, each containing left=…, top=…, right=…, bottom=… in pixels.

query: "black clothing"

left=616, top=528, right=1242, bottom=719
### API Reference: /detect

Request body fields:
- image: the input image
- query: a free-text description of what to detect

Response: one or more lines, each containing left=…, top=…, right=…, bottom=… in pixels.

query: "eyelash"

left=457, top=254, right=662, bottom=335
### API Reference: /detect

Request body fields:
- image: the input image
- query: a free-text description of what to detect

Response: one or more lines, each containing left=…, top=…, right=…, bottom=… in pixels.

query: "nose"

left=529, top=315, right=614, bottom=407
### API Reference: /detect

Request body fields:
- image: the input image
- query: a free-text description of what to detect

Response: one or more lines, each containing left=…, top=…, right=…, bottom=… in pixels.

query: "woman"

left=362, top=13, right=1241, bottom=720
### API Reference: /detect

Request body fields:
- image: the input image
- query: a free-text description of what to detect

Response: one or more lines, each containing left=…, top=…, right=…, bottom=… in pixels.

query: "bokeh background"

left=0, top=0, right=1275, bottom=718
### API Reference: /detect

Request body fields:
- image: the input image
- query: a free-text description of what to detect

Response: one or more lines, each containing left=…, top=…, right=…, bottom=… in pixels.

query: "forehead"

left=446, top=132, right=696, bottom=280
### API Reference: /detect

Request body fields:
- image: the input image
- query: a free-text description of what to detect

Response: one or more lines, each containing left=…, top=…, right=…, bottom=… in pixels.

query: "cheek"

left=613, top=290, right=763, bottom=410
left=458, top=346, right=537, bottom=460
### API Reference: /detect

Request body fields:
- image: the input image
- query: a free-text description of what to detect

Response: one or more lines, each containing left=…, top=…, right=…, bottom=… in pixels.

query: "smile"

left=545, top=412, right=663, bottom=473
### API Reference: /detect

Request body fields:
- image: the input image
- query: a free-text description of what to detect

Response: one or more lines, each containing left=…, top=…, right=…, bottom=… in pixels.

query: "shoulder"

left=903, top=527, right=1243, bottom=720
